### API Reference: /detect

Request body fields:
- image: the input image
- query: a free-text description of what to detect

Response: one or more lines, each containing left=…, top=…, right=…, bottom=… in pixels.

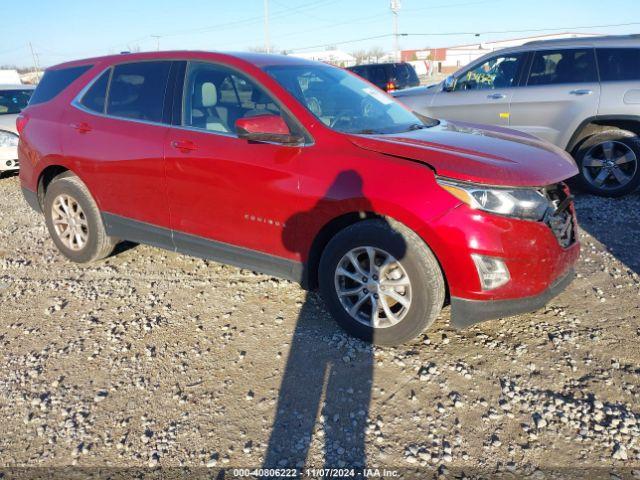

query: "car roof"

left=47, top=50, right=323, bottom=71
left=0, top=84, right=35, bottom=90
left=494, top=34, right=640, bottom=56
left=523, top=34, right=640, bottom=48
left=454, top=34, right=640, bottom=74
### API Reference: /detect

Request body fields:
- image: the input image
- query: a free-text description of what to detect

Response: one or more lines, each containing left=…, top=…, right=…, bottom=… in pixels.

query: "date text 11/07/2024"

left=232, top=468, right=400, bottom=478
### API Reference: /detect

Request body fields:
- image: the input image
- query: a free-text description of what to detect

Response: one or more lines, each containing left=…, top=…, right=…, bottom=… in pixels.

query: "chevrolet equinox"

left=19, top=52, right=580, bottom=345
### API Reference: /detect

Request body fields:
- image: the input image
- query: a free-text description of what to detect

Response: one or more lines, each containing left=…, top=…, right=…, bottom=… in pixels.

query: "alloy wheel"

left=334, top=246, right=412, bottom=329
left=582, top=140, right=638, bottom=191
left=51, top=194, right=89, bottom=251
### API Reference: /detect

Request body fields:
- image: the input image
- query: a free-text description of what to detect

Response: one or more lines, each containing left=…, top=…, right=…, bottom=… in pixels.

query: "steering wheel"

left=330, top=110, right=353, bottom=129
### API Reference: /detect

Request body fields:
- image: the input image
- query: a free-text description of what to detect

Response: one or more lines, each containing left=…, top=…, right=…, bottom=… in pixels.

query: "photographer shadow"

left=263, top=170, right=402, bottom=471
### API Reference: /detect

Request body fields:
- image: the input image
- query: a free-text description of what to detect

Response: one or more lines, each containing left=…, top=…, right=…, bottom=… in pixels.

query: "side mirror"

left=442, top=75, right=456, bottom=92
left=235, top=114, right=302, bottom=145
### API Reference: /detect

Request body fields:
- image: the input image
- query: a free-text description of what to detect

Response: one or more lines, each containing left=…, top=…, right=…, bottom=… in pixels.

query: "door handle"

left=569, top=89, right=593, bottom=96
left=487, top=93, right=506, bottom=99
left=70, top=122, right=91, bottom=133
left=170, top=140, right=198, bottom=153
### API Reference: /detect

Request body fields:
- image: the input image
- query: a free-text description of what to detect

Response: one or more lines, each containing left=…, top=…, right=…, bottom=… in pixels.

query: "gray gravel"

left=1, top=172, right=639, bottom=475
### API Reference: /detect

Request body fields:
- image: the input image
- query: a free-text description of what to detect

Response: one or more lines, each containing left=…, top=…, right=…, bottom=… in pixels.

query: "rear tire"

left=318, top=218, right=445, bottom=346
left=43, top=175, right=117, bottom=263
left=573, top=130, right=640, bottom=197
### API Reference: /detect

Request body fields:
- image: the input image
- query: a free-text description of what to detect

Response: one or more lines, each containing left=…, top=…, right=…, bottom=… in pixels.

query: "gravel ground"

left=1, top=172, right=639, bottom=478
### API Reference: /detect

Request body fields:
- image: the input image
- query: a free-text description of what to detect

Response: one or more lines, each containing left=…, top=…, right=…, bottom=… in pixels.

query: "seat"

left=191, top=81, right=229, bottom=132
left=528, top=55, right=548, bottom=85
left=243, top=88, right=279, bottom=118
left=493, top=60, right=518, bottom=88
left=554, top=57, right=574, bottom=83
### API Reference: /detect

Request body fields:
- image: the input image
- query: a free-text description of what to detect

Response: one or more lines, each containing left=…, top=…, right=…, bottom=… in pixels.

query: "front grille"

left=542, top=183, right=576, bottom=248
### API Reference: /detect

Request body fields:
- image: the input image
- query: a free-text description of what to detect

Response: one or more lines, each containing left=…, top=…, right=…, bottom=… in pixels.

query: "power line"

left=288, top=34, right=393, bottom=52
left=403, top=22, right=640, bottom=37
left=287, top=21, right=640, bottom=52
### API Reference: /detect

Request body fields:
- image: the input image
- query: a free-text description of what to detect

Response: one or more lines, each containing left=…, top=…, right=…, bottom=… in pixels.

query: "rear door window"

left=80, top=69, right=111, bottom=113
left=0, top=89, right=33, bottom=114
left=597, top=48, right=640, bottom=81
left=106, top=61, right=171, bottom=123
left=370, top=66, right=387, bottom=86
left=395, top=64, right=411, bottom=81
left=526, top=49, right=597, bottom=85
left=29, top=65, right=91, bottom=105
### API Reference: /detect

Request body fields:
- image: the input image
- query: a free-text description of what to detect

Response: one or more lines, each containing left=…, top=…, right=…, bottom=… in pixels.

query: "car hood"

left=348, top=120, right=578, bottom=187
left=0, top=114, right=18, bottom=135
left=392, top=83, right=439, bottom=98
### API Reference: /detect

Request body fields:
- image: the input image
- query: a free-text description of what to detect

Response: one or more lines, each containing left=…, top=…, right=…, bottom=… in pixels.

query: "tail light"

left=385, top=81, right=397, bottom=92
left=16, top=113, right=29, bottom=136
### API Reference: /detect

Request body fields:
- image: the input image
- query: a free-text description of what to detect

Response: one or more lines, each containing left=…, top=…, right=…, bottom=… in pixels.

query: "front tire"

left=44, top=175, right=117, bottom=263
left=573, top=130, right=640, bottom=197
left=319, top=219, right=445, bottom=346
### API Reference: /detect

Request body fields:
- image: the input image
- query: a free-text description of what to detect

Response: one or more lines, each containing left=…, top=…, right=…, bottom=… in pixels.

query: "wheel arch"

left=36, top=165, right=74, bottom=209
left=303, top=211, right=380, bottom=289
left=566, top=115, right=640, bottom=153
left=303, top=210, right=450, bottom=302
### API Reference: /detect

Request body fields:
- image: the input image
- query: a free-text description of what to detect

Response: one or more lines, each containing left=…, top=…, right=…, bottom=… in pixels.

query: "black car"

left=347, top=62, right=420, bottom=92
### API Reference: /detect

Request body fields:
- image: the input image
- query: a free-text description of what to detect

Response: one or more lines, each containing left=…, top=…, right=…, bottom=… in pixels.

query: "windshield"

left=264, top=64, right=436, bottom=134
left=0, top=89, right=33, bottom=115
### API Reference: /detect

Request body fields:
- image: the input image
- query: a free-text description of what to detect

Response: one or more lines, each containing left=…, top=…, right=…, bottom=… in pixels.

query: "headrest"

left=201, top=82, right=217, bottom=108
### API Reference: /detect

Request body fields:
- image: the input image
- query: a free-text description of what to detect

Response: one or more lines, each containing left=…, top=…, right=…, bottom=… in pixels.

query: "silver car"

left=0, top=84, right=35, bottom=174
left=395, top=35, right=640, bottom=197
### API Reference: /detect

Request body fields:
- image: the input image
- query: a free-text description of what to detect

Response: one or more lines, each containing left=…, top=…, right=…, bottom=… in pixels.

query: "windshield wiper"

left=352, top=129, right=382, bottom=135
left=408, top=123, right=426, bottom=131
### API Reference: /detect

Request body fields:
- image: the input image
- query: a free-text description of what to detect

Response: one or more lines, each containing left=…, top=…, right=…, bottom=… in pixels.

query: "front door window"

left=454, top=54, right=524, bottom=91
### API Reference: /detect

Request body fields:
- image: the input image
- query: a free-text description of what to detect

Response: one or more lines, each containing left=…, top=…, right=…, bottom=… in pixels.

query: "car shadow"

left=572, top=190, right=640, bottom=276
left=111, top=240, right=139, bottom=257
left=0, top=170, right=19, bottom=180
left=262, top=170, right=406, bottom=471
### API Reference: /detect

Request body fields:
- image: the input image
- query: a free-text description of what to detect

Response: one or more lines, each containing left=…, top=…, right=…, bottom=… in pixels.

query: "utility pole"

left=28, top=42, right=41, bottom=82
left=151, top=35, right=161, bottom=51
left=390, top=0, right=401, bottom=62
left=264, top=0, right=271, bottom=53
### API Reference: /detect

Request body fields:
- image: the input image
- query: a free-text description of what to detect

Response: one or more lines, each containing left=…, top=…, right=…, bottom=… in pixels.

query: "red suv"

left=18, top=52, right=580, bottom=345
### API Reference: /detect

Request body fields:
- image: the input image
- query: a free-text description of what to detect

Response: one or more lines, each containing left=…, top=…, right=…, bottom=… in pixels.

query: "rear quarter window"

left=80, top=69, right=111, bottom=113
left=597, top=48, right=640, bottom=81
left=29, top=65, right=92, bottom=105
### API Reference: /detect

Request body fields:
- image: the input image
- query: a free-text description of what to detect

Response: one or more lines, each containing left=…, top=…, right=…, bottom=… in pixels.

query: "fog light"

left=471, top=254, right=510, bottom=290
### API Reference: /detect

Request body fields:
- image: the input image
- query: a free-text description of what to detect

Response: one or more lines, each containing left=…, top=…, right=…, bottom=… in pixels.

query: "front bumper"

left=450, top=268, right=575, bottom=328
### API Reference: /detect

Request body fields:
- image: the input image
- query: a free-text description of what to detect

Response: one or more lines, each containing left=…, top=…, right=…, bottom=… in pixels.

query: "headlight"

left=437, top=178, right=551, bottom=221
left=0, top=130, right=19, bottom=148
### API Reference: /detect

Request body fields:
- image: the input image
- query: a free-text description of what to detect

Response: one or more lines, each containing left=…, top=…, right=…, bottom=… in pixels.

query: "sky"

left=1, top=0, right=639, bottom=68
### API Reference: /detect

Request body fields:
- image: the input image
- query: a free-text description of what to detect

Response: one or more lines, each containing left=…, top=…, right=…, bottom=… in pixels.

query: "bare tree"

left=368, top=46, right=385, bottom=62
left=350, top=50, right=368, bottom=65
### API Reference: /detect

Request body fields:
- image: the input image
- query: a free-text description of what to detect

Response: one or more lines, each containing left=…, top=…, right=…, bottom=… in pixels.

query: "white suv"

left=0, top=84, right=35, bottom=174
left=395, top=35, right=640, bottom=197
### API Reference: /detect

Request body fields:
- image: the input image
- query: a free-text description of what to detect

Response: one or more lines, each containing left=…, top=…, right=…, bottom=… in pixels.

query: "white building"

left=289, top=49, right=356, bottom=67
left=0, top=69, right=22, bottom=84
